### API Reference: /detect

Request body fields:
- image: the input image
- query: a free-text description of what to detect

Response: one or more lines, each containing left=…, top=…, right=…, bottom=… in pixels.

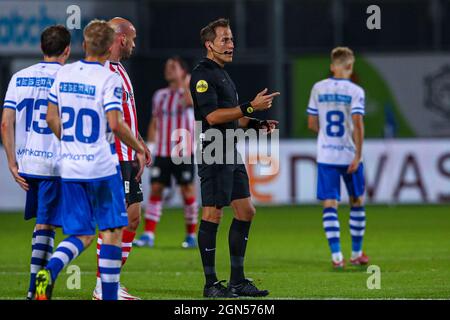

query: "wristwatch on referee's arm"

left=239, top=101, right=254, bottom=116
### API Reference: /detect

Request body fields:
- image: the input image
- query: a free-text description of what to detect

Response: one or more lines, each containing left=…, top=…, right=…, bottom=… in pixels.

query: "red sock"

left=184, top=196, right=198, bottom=235
left=145, top=220, right=158, bottom=233
left=185, top=196, right=196, bottom=206
left=187, top=223, right=197, bottom=235
left=145, top=195, right=162, bottom=233
left=121, top=229, right=136, bottom=266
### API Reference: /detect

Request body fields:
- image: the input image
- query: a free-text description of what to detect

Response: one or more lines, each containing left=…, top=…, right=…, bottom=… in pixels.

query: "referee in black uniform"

left=190, top=18, right=280, bottom=298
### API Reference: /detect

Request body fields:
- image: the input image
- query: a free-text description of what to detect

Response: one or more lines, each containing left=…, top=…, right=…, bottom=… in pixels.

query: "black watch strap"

left=240, top=102, right=254, bottom=116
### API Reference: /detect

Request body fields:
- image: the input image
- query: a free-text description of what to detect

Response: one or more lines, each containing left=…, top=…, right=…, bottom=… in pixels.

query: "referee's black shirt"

left=190, top=58, right=239, bottom=135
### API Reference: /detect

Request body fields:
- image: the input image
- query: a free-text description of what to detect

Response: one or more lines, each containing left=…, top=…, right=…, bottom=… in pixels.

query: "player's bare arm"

left=137, top=132, right=152, bottom=167
left=107, top=109, right=145, bottom=179
left=46, top=102, right=62, bottom=140
left=1, top=108, right=29, bottom=191
left=307, top=114, right=319, bottom=133
left=347, top=114, right=364, bottom=174
left=106, top=109, right=144, bottom=153
left=205, top=88, right=280, bottom=126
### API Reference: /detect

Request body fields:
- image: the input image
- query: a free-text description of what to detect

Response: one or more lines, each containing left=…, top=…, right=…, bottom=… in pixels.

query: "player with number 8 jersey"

left=307, top=47, right=369, bottom=269
left=307, top=75, right=365, bottom=166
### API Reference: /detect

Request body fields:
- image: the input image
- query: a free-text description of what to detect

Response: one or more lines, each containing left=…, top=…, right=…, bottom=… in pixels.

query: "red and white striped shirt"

left=152, top=87, right=195, bottom=158
left=105, top=61, right=139, bottom=161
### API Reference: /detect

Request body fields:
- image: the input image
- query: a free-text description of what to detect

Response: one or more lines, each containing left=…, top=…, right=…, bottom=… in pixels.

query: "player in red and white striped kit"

left=134, top=57, right=198, bottom=249
left=93, top=17, right=152, bottom=300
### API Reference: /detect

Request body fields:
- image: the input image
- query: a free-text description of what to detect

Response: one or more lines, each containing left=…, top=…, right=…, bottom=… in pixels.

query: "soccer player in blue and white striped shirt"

left=1, top=25, right=71, bottom=299
left=34, top=20, right=145, bottom=300
left=307, top=47, right=369, bottom=269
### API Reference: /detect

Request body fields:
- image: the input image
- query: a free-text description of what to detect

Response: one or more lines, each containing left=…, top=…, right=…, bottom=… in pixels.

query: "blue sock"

left=323, top=207, right=342, bottom=261
left=99, top=244, right=122, bottom=300
left=46, top=236, right=84, bottom=283
left=350, top=206, right=366, bottom=256
left=28, top=229, right=55, bottom=299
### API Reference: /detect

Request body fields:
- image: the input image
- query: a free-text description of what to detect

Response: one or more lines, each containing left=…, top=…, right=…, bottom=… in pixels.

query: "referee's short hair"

left=200, top=18, right=230, bottom=45
left=41, top=25, right=71, bottom=57
left=83, top=19, right=115, bottom=57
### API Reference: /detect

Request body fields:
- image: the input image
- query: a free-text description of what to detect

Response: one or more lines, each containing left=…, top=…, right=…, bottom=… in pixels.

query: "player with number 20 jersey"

left=34, top=20, right=145, bottom=301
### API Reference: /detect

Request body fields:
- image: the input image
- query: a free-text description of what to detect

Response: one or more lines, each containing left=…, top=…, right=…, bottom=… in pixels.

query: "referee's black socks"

left=228, top=218, right=252, bottom=285
left=198, top=220, right=219, bottom=286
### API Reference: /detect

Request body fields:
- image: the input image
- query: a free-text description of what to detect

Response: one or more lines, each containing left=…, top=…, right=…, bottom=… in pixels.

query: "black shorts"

left=150, top=156, right=195, bottom=186
left=197, top=163, right=251, bottom=208
left=120, top=160, right=143, bottom=205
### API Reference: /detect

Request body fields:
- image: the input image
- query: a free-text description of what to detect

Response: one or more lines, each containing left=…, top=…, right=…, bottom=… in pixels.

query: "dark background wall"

left=0, top=0, right=447, bottom=139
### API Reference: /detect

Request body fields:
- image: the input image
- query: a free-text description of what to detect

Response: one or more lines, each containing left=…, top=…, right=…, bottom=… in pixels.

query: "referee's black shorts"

left=150, top=156, right=195, bottom=186
left=197, top=163, right=251, bottom=208
left=120, top=160, right=143, bottom=206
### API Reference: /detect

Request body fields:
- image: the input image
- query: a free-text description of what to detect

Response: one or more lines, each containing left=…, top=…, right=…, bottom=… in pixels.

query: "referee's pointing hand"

left=251, top=88, right=281, bottom=111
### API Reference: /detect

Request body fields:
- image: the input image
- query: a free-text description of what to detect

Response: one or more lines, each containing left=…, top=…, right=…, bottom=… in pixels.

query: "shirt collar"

left=329, top=77, right=351, bottom=82
left=80, top=59, right=103, bottom=66
left=39, top=61, right=62, bottom=65
left=201, top=57, right=223, bottom=69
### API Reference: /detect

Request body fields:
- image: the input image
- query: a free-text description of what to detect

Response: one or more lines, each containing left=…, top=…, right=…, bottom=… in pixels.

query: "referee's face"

left=211, top=27, right=234, bottom=65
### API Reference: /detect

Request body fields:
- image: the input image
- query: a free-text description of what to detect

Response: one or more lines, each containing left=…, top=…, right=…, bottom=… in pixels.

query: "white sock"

left=351, top=251, right=362, bottom=259
left=96, top=276, right=122, bottom=293
left=332, top=252, right=343, bottom=262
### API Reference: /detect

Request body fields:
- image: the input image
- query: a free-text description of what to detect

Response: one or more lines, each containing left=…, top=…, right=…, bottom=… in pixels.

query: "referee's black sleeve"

left=190, top=72, right=218, bottom=118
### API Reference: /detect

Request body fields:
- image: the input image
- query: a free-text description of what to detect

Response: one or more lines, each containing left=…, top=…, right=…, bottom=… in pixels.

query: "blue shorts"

left=24, top=177, right=62, bottom=227
left=317, top=163, right=365, bottom=201
left=60, top=172, right=128, bottom=235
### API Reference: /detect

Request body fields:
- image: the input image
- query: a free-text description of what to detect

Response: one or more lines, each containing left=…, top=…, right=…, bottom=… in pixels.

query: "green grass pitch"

left=0, top=205, right=449, bottom=299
